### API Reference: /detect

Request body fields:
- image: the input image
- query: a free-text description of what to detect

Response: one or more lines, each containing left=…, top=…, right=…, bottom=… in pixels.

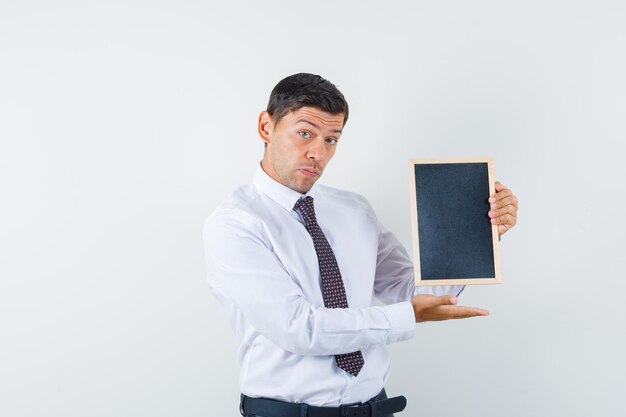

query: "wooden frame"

left=408, top=157, right=501, bottom=286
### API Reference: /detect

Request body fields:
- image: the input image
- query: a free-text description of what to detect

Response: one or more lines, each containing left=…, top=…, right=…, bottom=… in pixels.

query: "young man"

left=204, top=73, right=518, bottom=417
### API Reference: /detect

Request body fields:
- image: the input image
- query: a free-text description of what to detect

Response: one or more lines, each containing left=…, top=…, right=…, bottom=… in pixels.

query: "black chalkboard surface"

left=409, top=158, right=501, bottom=286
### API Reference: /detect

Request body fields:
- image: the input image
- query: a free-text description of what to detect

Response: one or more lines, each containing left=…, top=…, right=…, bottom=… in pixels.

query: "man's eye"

left=298, top=131, right=311, bottom=139
left=325, top=138, right=338, bottom=145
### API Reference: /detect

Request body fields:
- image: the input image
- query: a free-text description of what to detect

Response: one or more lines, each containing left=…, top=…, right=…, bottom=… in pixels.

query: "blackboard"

left=409, top=158, right=501, bottom=286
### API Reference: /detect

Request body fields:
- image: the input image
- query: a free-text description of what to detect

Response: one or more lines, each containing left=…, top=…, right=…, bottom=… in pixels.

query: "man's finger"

left=489, top=195, right=518, bottom=211
left=446, top=306, right=490, bottom=318
left=489, top=188, right=512, bottom=203
left=411, top=294, right=458, bottom=316
left=489, top=205, right=516, bottom=219
left=423, top=295, right=458, bottom=308
left=498, top=224, right=511, bottom=236
left=421, top=305, right=490, bottom=321
left=494, top=181, right=508, bottom=192
left=491, top=213, right=516, bottom=226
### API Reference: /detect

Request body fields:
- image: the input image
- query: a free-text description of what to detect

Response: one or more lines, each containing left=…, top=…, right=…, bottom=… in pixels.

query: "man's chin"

left=289, top=178, right=317, bottom=194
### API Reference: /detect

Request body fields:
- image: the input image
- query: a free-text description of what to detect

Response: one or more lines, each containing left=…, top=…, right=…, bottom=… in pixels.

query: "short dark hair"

left=266, top=73, right=349, bottom=127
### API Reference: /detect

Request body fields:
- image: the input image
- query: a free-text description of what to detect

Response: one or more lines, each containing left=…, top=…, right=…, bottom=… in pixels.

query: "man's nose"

left=306, top=139, right=327, bottom=161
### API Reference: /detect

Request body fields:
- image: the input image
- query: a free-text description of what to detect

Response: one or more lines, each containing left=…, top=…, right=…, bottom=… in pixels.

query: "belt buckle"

left=340, top=402, right=370, bottom=417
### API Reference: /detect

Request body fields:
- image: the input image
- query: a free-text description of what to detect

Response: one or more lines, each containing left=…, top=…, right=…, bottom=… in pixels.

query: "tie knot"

left=294, top=196, right=316, bottom=225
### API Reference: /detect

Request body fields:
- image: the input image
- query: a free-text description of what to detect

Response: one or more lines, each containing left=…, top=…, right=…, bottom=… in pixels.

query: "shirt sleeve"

left=374, top=225, right=465, bottom=303
left=203, top=209, right=416, bottom=357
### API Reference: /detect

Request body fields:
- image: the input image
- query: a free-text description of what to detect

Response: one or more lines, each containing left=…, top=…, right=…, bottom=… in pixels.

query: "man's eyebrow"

left=295, top=119, right=343, bottom=134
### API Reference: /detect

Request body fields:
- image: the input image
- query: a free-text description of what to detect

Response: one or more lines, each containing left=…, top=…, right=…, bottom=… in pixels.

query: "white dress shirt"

left=203, top=165, right=463, bottom=406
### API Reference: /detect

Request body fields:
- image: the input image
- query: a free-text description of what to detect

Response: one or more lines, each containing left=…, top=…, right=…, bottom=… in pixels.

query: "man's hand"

left=411, top=294, right=489, bottom=323
left=488, top=181, right=518, bottom=237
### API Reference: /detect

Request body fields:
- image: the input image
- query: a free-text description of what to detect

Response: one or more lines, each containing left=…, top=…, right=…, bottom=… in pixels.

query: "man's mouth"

left=299, top=167, right=321, bottom=178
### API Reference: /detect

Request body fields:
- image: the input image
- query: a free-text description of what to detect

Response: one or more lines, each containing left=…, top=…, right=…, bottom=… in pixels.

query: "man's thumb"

left=440, top=295, right=457, bottom=306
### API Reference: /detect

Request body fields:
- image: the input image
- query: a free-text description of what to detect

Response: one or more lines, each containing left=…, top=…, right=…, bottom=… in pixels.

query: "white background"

left=1, top=1, right=625, bottom=416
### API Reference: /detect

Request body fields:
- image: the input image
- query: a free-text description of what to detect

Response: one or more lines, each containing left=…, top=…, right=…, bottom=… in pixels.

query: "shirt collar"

left=253, top=163, right=318, bottom=212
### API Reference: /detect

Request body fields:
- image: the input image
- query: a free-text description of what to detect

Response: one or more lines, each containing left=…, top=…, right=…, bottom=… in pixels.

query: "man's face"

left=259, top=106, right=344, bottom=194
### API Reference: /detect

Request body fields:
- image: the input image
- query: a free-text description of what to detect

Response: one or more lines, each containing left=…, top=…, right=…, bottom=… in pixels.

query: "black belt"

left=240, top=389, right=407, bottom=417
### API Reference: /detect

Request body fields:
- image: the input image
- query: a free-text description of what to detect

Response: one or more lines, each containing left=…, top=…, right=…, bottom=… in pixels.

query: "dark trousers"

left=242, top=389, right=395, bottom=417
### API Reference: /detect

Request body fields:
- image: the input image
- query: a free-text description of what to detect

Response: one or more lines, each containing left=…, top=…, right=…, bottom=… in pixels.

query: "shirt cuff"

left=382, top=301, right=416, bottom=343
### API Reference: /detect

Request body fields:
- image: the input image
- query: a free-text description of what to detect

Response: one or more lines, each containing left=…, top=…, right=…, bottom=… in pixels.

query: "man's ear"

left=258, top=111, right=273, bottom=145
